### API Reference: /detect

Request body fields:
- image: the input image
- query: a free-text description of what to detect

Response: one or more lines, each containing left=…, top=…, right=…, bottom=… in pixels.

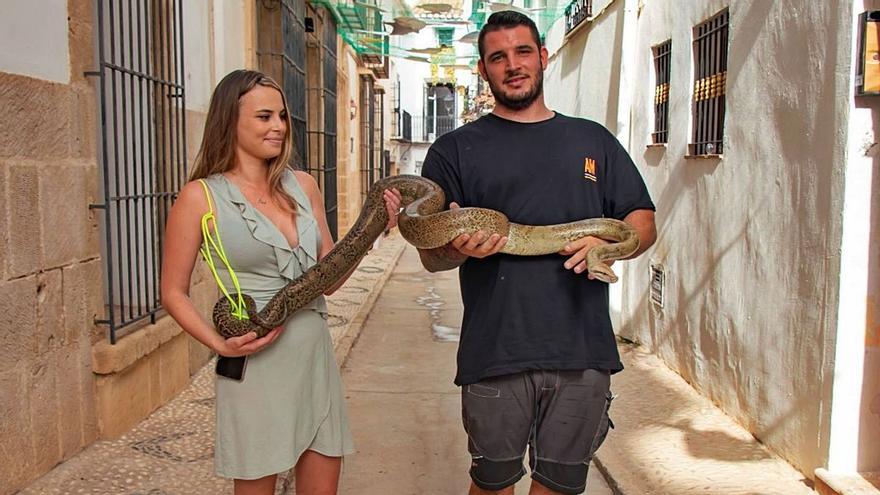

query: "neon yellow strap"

left=198, top=180, right=249, bottom=320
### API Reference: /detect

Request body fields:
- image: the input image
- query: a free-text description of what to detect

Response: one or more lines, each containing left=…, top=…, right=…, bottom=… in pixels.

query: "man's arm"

left=621, top=208, right=656, bottom=259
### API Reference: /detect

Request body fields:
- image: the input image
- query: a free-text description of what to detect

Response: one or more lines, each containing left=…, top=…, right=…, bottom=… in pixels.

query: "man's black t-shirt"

left=421, top=112, right=655, bottom=386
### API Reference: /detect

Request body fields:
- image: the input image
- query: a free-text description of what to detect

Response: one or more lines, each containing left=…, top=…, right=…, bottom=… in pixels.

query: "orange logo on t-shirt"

left=584, top=157, right=597, bottom=182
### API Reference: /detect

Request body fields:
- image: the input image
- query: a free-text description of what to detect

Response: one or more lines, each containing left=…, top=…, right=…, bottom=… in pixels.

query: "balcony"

left=392, top=110, right=456, bottom=143
left=564, top=0, right=592, bottom=36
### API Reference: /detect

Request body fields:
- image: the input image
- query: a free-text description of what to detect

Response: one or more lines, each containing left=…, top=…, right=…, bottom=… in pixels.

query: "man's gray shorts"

left=461, top=369, right=613, bottom=494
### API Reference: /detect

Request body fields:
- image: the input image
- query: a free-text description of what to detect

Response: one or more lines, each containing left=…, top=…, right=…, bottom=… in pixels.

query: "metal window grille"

left=374, top=88, right=385, bottom=181
left=360, top=76, right=376, bottom=202
left=303, top=8, right=339, bottom=240
left=690, top=9, right=728, bottom=156
left=652, top=40, right=671, bottom=144
left=257, top=0, right=308, bottom=167
left=90, top=0, right=186, bottom=343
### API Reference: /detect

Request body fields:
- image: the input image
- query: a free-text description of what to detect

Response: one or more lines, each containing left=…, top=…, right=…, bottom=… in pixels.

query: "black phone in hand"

left=216, top=356, right=247, bottom=381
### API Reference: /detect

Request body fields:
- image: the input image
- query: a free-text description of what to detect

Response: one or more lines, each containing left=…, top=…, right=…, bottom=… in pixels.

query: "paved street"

left=17, top=238, right=815, bottom=494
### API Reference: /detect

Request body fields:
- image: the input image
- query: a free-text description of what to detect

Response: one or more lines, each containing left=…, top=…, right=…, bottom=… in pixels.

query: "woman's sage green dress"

left=201, top=170, right=354, bottom=480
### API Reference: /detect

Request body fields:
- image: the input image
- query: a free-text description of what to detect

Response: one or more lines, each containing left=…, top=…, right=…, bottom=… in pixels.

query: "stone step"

left=815, top=469, right=880, bottom=495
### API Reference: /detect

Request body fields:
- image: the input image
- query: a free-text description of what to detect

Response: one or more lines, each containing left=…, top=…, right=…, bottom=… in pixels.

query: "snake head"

left=588, top=263, right=619, bottom=284
left=212, top=294, right=264, bottom=338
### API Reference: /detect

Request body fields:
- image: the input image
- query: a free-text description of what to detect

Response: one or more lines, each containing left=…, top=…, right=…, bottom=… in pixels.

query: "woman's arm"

left=160, top=181, right=282, bottom=357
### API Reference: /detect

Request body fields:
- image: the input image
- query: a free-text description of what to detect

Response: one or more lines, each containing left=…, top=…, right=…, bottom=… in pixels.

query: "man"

left=417, top=11, right=657, bottom=495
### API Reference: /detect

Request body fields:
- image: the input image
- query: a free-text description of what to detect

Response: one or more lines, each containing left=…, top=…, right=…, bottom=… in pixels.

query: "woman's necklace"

left=228, top=173, right=270, bottom=206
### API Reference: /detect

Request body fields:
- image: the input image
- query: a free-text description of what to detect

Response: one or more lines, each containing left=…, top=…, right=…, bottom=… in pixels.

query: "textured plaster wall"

left=0, top=0, right=70, bottom=84
left=543, top=0, right=854, bottom=475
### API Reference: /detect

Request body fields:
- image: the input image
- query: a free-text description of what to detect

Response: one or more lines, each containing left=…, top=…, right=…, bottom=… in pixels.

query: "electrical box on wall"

left=856, top=11, right=880, bottom=95
left=650, top=263, right=665, bottom=309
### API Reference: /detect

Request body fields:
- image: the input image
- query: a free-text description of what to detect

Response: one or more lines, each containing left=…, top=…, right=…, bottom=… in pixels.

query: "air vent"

left=650, top=264, right=665, bottom=308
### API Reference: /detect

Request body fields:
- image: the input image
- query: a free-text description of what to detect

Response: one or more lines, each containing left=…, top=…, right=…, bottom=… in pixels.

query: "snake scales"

left=212, top=175, right=639, bottom=338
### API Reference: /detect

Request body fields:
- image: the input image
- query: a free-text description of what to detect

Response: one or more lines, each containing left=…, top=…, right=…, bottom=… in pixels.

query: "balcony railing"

left=564, top=0, right=592, bottom=35
left=393, top=110, right=456, bottom=142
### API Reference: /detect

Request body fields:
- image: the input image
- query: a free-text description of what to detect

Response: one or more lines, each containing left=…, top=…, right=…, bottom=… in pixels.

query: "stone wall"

left=0, top=2, right=215, bottom=493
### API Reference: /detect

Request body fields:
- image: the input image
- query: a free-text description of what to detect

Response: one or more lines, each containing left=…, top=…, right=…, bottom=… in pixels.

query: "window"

left=93, top=0, right=187, bottom=342
left=424, top=83, right=456, bottom=141
left=436, top=27, right=454, bottom=47
left=359, top=76, right=384, bottom=202
left=652, top=40, right=671, bottom=144
left=690, top=8, right=729, bottom=156
left=259, top=1, right=338, bottom=239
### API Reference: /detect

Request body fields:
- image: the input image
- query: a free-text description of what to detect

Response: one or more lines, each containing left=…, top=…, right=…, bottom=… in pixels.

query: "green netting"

left=316, top=0, right=573, bottom=65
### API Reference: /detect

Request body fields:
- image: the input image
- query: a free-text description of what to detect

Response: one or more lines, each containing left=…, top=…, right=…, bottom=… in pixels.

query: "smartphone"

left=216, top=356, right=247, bottom=381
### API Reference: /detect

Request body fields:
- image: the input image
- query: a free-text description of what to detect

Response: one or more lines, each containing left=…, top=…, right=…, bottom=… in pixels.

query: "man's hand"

left=559, top=236, right=611, bottom=279
left=383, top=188, right=402, bottom=231
left=448, top=202, right=508, bottom=258
left=215, top=326, right=284, bottom=357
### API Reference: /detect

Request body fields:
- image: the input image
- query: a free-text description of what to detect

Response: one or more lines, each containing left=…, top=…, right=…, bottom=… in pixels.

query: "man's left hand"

left=383, top=188, right=403, bottom=230
left=559, top=236, right=611, bottom=279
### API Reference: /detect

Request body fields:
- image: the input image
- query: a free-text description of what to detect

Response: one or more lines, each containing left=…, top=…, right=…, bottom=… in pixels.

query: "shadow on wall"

left=555, top=1, right=624, bottom=132
left=620, top=0, right=850, bottom=477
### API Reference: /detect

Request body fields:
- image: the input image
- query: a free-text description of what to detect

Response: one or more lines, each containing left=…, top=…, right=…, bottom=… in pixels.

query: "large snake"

left=212, top=175, right=639, bottom=338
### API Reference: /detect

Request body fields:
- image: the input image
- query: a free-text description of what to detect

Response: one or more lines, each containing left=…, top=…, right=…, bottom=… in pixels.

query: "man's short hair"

left=478, top=11, right=542, bottom=60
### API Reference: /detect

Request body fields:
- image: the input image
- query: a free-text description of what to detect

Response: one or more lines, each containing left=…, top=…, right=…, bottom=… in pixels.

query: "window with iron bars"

left=690, top=8, right=728, bottom=156
left=652, top=40, right=671, bottom=145
left=257, top=0, right=308, bottom=167
left=304, top=6, right=339, bottom=240
left=360, top=76, right=378, bottom=203
left=91, top=0, right=186, bottom=343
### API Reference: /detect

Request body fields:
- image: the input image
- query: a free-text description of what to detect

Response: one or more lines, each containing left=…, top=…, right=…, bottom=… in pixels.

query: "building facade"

left=0, top=1, right=393, bottom=492
left=540, top=0, right=880, bottom=484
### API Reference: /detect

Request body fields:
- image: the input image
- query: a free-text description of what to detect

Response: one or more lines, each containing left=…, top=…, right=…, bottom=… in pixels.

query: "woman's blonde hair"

left=189, top=69, right=299, bottom=213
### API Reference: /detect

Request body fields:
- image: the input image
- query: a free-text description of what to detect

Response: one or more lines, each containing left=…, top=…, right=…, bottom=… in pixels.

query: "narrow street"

left=338, top=246, right=613, bottom=494
left=17, top=241, right=816, bottom=494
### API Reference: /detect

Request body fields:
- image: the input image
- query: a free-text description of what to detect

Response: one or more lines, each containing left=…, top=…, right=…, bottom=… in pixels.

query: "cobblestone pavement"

left=18, top=234, right=407, bottom=495
left=595, top=344, right=816, bottom=495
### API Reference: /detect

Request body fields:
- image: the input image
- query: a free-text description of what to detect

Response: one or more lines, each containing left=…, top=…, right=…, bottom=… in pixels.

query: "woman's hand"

left=215, top=326, right=284, bottom=357
left=383, top=188, right=403, bottom=230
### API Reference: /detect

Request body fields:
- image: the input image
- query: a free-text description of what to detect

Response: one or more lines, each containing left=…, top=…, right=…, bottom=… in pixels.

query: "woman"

left=160, top=69, right=400, bottom=494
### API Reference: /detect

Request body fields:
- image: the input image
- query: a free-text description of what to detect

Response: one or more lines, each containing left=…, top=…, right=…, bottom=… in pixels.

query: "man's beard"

left=487, top=71, right=544, bottom=111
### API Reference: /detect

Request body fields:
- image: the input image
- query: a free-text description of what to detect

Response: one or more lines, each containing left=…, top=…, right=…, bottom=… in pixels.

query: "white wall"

left=183, top=0, right=247, bottom=112
left=0, top=0, right=70, bottom=83
left=544, top=0, right=861, bottom=475
left=627, top=0, right=850, bottom=475
left=183, top=1, right=213, bottom=111
left=212, top=0, right=248, bottom=83
left=543, top=0, right=623, bottom=132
